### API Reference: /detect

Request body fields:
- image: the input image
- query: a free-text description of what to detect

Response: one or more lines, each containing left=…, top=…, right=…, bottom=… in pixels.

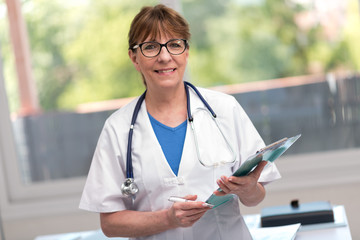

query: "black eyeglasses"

left=131, top=39, right=188, bottom=58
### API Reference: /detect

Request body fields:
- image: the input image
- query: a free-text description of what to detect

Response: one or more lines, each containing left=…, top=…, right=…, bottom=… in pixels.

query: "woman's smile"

left=129, top=34, right=189, bottom=90
left=155, top=68, right=176, bottom=74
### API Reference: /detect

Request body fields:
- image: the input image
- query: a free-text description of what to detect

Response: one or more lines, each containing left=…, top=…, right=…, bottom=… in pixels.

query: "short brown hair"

left=128, top=4, right=190, bottom=50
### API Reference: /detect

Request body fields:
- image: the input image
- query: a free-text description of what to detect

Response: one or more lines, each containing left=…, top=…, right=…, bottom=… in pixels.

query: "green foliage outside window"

left=1, top=0, right=359, bottom=112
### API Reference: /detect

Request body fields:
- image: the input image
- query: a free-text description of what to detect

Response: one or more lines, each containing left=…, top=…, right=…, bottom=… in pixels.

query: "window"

left=182, top=0, right=360, bottom=153
left=0, top=0, right=155, bottom=207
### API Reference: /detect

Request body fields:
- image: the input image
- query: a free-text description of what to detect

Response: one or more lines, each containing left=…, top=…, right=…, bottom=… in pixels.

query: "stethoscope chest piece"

left=121, top=178, right=139, bottom=198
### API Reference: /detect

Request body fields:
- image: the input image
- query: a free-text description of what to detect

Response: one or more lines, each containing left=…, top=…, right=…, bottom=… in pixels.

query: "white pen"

left=168, top=196, right=214, bottom=208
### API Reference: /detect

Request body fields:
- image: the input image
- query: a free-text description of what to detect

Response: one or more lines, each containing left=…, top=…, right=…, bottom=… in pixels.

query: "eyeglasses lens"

left=141, top=39, right=186, bottom=57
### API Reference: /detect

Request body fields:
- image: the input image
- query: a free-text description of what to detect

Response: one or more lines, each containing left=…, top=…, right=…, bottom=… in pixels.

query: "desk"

left=296, top=226, right=352, bottom=240
left=244, top=205, right=352, bottom=240
left=35, top=206, right=351, bottom=240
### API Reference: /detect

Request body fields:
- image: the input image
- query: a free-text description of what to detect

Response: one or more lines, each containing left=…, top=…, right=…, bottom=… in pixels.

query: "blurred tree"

left=326, top=0, right=360, bottom=72
left=185, top=0, right=359, bottom=87
left=2, top=0, right=359, bottom=112
left=11, top=0, right=154, bottom=111
left=186, top=0, right=320, bottom=87
left=24, top=0, right=83, bottom=110
left=182, top=0, right=229, bottom=50
left=58, top=0, right=155, bottom=109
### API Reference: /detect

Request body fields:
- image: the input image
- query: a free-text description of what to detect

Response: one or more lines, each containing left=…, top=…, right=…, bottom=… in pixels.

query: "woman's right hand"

left=167, top=195, right=212, bottom=228
left=100, top=195, right=212, bottom=237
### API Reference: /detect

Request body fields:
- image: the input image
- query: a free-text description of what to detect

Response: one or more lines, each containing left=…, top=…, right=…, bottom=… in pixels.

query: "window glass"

left=182, top=0, right=360, bottom=154
left=0, top=0, right=154, bottom=184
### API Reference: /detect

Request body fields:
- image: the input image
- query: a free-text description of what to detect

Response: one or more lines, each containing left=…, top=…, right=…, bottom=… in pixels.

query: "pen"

left=168, top=196, right=214, bottom=208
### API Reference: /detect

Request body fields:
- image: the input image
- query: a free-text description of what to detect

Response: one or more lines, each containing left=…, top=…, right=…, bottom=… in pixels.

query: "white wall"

left=1, top=148, right=359, bottom=240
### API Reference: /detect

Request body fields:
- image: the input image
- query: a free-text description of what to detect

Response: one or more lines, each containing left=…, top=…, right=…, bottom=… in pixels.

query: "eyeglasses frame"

left=131, top=39, right=188, bottom=58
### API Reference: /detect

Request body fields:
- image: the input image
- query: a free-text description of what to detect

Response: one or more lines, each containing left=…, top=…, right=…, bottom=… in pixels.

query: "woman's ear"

left=128, top=50, right=141, bottom=72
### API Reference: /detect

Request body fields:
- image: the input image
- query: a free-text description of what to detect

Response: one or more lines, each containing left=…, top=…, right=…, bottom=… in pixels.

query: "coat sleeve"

left=231, top=97, right=281, bottom=184
left=79, top=119, right=131, bottom=213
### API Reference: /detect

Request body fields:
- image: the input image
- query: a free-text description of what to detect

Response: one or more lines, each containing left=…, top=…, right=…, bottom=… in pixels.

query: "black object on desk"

left=261, top=200, right=335, bottom=227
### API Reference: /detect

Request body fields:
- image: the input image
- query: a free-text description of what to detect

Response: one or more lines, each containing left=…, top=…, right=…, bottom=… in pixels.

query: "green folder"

left=206, top=134, right=301, bottom=208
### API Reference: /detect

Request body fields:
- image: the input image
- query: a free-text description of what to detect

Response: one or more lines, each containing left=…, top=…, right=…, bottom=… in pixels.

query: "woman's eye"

left=169, top=42, right=182, bottom=48
left=143, top=44, right=158, bottom=50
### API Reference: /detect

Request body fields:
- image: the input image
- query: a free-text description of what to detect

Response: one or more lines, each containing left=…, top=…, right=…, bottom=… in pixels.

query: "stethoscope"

left=121, top=81, right=235, bottom=200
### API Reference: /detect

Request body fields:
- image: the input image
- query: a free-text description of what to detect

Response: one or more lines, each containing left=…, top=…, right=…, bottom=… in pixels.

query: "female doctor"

left=79, top=4, right=281, bottom=240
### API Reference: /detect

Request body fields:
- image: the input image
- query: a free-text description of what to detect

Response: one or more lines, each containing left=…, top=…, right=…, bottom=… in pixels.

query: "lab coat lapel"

left=134, top=101, right=175, bottom=177
left=135, top=88, right=205, bottom=179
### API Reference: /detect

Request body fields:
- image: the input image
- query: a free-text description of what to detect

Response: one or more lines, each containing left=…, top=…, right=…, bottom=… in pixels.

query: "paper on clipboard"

left=205, top=134, right=301, bottom=208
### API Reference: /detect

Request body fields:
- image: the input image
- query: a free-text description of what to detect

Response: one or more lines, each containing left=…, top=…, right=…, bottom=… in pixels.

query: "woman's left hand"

left=213, top=161, right=267, bottom=207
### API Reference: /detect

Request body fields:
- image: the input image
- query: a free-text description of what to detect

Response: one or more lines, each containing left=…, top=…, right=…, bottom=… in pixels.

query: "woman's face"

left=129, top=34, right=189, bottom=91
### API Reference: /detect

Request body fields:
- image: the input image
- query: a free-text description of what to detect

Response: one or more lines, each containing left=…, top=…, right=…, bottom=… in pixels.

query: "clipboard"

left=206, top=134, right=301, bottom=208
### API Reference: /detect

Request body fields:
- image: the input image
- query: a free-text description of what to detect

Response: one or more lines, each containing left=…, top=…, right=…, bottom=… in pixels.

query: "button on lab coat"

left=80, top=86, right=281, bottom=240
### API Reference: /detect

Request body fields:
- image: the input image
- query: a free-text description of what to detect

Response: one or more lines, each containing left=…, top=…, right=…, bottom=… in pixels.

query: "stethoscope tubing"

left=126, top=92, right=146, bottom=179
left=125, top=81, right=214, bottom=180
left=185, top=81, right=216, bottom=121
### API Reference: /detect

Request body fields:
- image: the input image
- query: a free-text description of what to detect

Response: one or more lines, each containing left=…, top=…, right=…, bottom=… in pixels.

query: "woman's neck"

left=145, top=84, right=187, bottom=127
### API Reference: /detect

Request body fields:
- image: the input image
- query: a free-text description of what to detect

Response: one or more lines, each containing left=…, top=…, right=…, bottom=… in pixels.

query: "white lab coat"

left=79, top=86, right=281, bottom=240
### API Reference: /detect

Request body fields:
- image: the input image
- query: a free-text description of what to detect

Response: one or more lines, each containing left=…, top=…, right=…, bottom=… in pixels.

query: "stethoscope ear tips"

left=121, top=178, right=139, bottom=197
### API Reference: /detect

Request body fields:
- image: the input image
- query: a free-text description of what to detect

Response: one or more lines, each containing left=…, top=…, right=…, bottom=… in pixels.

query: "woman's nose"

left=157, top=46, right=172, bottom=62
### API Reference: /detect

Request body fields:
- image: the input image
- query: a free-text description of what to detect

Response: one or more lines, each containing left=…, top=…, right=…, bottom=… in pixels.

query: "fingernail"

left=221, top=176, right=227, bottom=182
left=203, top=203, right=214, bottom=208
